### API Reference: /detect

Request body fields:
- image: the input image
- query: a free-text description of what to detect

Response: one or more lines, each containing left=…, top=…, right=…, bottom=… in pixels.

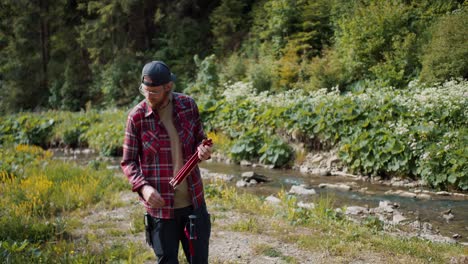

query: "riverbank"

left=205, top=150, right=468, bottom=245
left=70, top=180, right=467, bottom=264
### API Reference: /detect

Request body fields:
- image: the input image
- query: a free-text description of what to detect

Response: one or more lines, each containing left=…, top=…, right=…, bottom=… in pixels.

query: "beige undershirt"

left=158, top=96, right=192, bottom=208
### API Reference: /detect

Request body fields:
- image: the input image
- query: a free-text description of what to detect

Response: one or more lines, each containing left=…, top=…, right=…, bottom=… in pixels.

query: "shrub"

left=419, top=9, right=468, bottom=83
left=259, top=137, right=293, bottom=168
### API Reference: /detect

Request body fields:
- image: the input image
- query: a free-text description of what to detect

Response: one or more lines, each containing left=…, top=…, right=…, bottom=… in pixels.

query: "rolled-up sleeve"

left=121, top=116, right=148, bottom=192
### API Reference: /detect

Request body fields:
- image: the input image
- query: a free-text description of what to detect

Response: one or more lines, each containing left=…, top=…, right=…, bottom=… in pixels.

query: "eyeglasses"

left=139, top=85, right=162, bottom=97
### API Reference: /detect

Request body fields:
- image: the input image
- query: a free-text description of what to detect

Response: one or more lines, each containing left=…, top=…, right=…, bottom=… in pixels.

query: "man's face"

left=141, top=76, right=171, bottom=109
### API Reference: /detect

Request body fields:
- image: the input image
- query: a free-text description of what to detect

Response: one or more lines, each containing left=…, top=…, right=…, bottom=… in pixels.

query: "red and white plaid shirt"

left=121, top=93, right=206, bottom=219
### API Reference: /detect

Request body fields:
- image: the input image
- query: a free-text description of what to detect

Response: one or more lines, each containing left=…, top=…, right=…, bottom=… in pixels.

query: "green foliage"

left=363, top=216, right=384, bottom=232
left=0, top=115, right=55, bottom=147
left=0, top=143, right=131, bottom=262
left=259, top=137, right=293, bottom=168
left=210, top=0, right=251, bottom=54
left=0, top=145, right=52, bottom=178
left=185, top=54, right=221, bottom=114
left=247, top=55, right=277, bottom=92
left=98, top=52, right=141, bottom=107
left=419, top=8, right=468, bottom=83
left=334, top=1, right=418, bottom=87
left=230, top=130, right=263, bottom=162
left=219, top=52, right=247, bottom=83
left=202, top=79, right=468, bottom=190
left=82, top=110, right=126, bottom=156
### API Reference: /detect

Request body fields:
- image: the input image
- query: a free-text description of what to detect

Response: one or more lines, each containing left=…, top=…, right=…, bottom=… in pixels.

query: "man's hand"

left=141, top=185, right=165, bottom=208
left=197, top=143, right=212, bottom=161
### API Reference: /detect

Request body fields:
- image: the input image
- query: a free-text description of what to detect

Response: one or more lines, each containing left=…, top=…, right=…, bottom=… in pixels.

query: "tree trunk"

left=39, top=0, right=49, bottom=100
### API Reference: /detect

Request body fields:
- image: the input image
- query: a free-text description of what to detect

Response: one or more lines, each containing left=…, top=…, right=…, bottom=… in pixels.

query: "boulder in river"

left=289, top=185, right=317, bottom=196
left=318, top=183, right=352, bottom=191
left=241, top=171, right=270, bottom=183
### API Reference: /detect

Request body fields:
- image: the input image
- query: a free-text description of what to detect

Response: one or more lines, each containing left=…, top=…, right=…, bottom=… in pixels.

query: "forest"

left=1, top=0, right=466, bottom=111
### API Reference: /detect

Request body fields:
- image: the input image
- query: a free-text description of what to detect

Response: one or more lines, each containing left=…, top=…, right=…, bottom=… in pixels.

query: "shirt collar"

left=143, top=92, right=188, bottom=117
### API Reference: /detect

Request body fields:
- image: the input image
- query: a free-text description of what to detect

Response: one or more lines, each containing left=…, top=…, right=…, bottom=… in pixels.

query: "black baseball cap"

left=141, top=61, right=176, bottom=86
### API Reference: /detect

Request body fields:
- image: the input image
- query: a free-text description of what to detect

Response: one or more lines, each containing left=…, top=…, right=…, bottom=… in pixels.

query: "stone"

left=310, top=154, right=324, bottom=164
left=318, top=183, right=352, bottom=191
left=297, top=201, right=315, bottom=209
left=299, top=166, right=309, bottom=173
left=416, top=193, right=431, bottom=200
left=327, top=155, right=340, bottom=168
left=240, top=160, right=252, bottom=166
left=265, top=195, right=281, bottom=204
left=330, top=171, right=359, bottom=178
left=236, top=180, right=248, bottom=188
left=392, top=214, right=407, bottom=224
left=241, top=171, right=269, bottom=182
left=310, top=168, right=331, bottom=176
left=345, top=206, right=368, bottom=215
left=289, top=185, right=317, bottom=196
left=443, top=213, right=454, bottom=222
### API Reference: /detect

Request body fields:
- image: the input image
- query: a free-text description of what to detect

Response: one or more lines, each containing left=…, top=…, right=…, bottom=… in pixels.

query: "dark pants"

left=150, top=204, right=211, bottom=264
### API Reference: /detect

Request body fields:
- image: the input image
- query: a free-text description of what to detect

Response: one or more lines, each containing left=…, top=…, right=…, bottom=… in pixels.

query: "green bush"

left=419, top=8, right=468, bottom=84
left=259, top=137, right=293, bottom=168
left=230, top=130, right=263, bottom=162
left=201, top=79, right=468, bottom=190
left=0, top=115, right=55, bottom=147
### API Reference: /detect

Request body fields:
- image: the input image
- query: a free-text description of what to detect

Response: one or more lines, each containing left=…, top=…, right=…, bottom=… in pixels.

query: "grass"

left=253, top=243, right=298, bottom=263
left=206, top=182, right=467, bottom=263
left=0, top=145, right=150, bottom=263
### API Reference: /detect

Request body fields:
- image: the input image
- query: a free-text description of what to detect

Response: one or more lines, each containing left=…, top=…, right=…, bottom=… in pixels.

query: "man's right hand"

left=141, top=185, right=165, bottom=208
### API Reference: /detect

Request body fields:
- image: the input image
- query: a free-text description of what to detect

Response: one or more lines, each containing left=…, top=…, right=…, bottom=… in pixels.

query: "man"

left=121, top=60, right=212, bottom=263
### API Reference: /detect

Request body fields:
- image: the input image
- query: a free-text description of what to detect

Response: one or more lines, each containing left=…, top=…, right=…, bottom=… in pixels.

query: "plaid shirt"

left=121, top=93, right=206, bottom=219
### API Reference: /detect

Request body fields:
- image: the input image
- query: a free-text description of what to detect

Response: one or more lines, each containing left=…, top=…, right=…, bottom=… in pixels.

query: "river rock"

left=310, top=168, right=331, bottom=176
left=236, top=180, right=248, bottom=188
left=376, top=200, right=397, bottom=213
left=265, top=195, right=281, bottom=204
left=241, top=171, right=269, bottom=182
left=385, top=190, right=417, bottom=198
left=416, top=193, right=431, bottom=200
left=240, top=160, right=252, bottom=166
left=289, top=185, right=317, bottom=196
left=346, top=206, right=369, bottom=215
left=327, top=155, right=341, bottom=168
left=442, top=213, right=454, bottom=222
left=392, top=213, right=407, bottom=224
left=436, top=191, right=450, bottom=196
left=318, top=183, right=352, bottom=191
left=331, top=171, right=359, bottom=178
left=299, top=165, right=309, bottom=173
left=310, top=154, right=324, bottom=164
left=297, top=201, right=315, bottom=209
left=201, top=171, right=235, bottom=182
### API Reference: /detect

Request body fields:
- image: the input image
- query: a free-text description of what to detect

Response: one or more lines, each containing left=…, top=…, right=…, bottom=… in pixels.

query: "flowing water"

left=53, top=150, right=468, bottom=243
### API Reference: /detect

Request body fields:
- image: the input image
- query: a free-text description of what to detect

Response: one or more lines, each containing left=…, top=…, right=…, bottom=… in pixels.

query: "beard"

left=147, top=89, right=171, bottom=110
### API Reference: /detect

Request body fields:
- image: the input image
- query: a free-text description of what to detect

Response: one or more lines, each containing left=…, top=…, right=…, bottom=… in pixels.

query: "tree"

left=420, top=7, right=468, bottom=83
left=0, top=0, right=52, bottom=111
left=210, top=0, right=253, bottom=55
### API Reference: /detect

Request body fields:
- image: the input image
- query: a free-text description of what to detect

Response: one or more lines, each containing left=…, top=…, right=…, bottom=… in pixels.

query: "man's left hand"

left=197, top=143, right=212, bottom=161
